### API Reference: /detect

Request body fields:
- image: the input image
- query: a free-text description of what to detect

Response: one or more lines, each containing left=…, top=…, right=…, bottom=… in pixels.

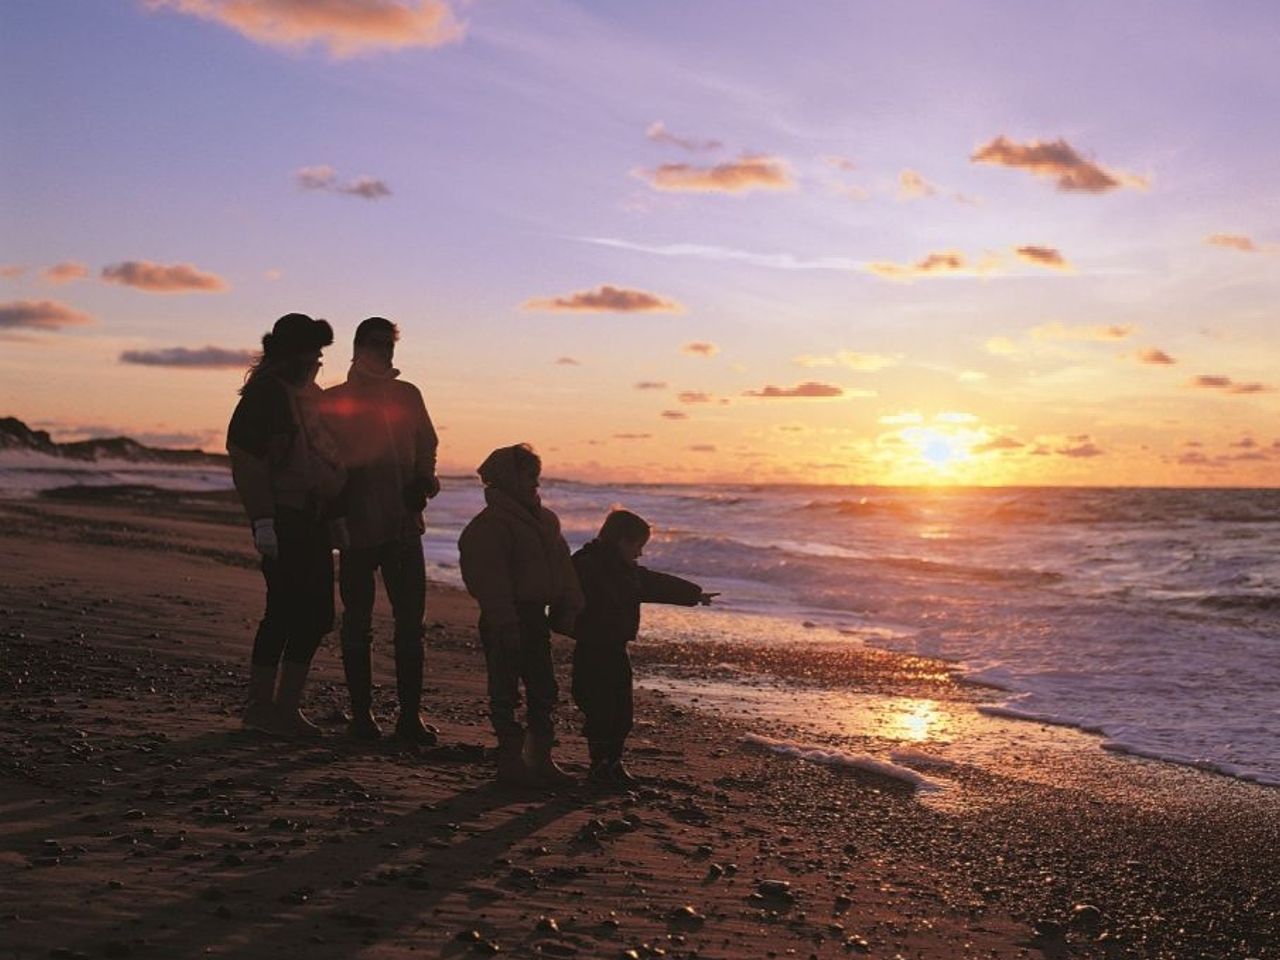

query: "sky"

left=2, top=0, right=1278, bottom=486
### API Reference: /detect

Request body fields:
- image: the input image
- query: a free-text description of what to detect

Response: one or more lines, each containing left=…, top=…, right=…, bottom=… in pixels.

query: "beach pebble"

left=842, top=934, right=870, bottom=953
left=669, top=905, right=705, bottom=924
left=757, top=879, right=795, bottom=900
left=455, top=930, right=483, bottom=943
left=535, top=916, right=560, bottom=933
left=1070, top=903, right=1103, bottom=930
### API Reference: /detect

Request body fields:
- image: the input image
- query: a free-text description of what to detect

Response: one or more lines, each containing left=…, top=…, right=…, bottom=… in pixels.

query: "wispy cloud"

left=972, top=436, right=1025, bottom=454
left=635, top=155, right=794, bottom=194
left=296, top=165, right=391, bottom=199
left=793, top=350, right=898, bottom=371
left=634, top=381, right=668, bottom=390
left=144, top=0, right=465, bottom=58
left=101, top=260, right=227, bottom=293
left=985, top=336, right=1018, bottom=356
left=677, top=391, right=712, bottom=404
left=660, top=410, right=688, bottom=420
left=0, top=265, right=25, bottom=280
left=743, top=381, right=845, bottom=399
left=1204, top=233, right=1258, bottom=252
left=554, top=356, right=580, bottom=366
left=1030, top=321, right=1132, bottom=342
left=1138, top=347, right=1176, bottom=365
left=688, top=444, right=717, bottom=453
left=646, top=121, right=721, bottom=153
left=866, top=250, right=983, bottom=281
left=681, top=341, right=718, bottom=357
left=821, top=154, right=857, bottom=172
left=971, top=135, right=1148, bottom=193
left=119, top=345, right=255, bottom=368
left=41, top=261, right=90, bottom=284
left=612, top=432, right=652, bottom=441
left=898, top=169, right=938, bottom=200
left=1014, top=245, right=1071, bottom=271
left=1057, top=439, right=1104, bottom=457
left=0, top=299, right=94, bottom=330
left=1190, top=375, right=1272, bottom=394
left=523, top=285, right=683, bottom=313
left=582, top=237, right=864, bottom=272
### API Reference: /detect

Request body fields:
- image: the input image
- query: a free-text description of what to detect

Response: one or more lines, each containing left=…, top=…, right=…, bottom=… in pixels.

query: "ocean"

left=4, top=451, right=1276, bottom=787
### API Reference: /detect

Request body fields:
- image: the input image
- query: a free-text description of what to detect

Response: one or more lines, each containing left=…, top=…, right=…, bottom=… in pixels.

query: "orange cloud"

left=688, top=444, right=717, bottom=453
left=119, top=345, right=254, bottom=368
left=41, top=261, right=90, bottom=284
left=612, top=433, right=652, bottom=441
left=743, top=381, right=844, bottom=399
left=971, top=136, right=1147, bottom=193
left=972, top=436, right=1025, bottom=454
left=101, top=260, right=226, bottom=293
left=793, top=351, right=898, bottom=371
left=1015, top=245, right=1071, bottom=270
left=1190, top=375, right=1272, bottom=394
left=636, top=154, right=794, bottom=194
left=523, top=285, right=683, bottom=313
left=144, top=0, right=464, bottom=58
left=1030, top=322, right=1132, bottom=341
left=866, top=250, right=975, bottom=281
left=634, top=381, right=668, bottom=390
left=0, top=299, right=94, bottom=330
left=1139, top=348, right=1176, bottom=365
left=660, top=410, right=688, bottom=420
left=677, top=391, right=712, bottom=404
left=1057, top=439, right=1104, bottom=458
left=645, top=121, right=721, bottom=153
left=682, top=341, right=718, bottom=357
left=0, top=265, right=25, bottom=280
left=898, top=169, right=937, bottom=199
left=1204, top=233, right=1257, bottom=252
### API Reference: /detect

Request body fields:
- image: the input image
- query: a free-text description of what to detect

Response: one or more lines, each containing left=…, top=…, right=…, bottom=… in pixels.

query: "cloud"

left=144, top=0, right=465, bottom=58
left=119, top=345, right=255, bottom=368
left=1014, top=245, right=1071, bottom=271
left=1190, top=375, right=1271, bottom=394
left=1030, top=321, right=1133, bottom=342
left=898, top=169, right=938, bottom=200
left=1138, top=347, right=1176, bottom=365
left=634, top=381, right=668, bottom=390
left=682, top=341, right=718, bottom=357
left=985, top=336, right=1018, bottom=356
left=296, top=165, right=391, bottom=199
left=612, top=433, right=652, bottom=441
left=743, top=381, right=844, bottom=399
left=793, top=350, right=898, bottom=371
left=0, top=299, right=94, bottom=330
left=971, top=136, right=1147, bottom=193
left=523, top=285, right=683, bottom=313
left=554, top=356, right=580, bottom=366
left=1230, top=437, right=1257, bottom=449
left=677, top=391, right=712, bottom=404
left=41, top=261, right=90, bottom=284
left=972, top=436, right=1025, bottom=454
left=582, top=237, right=867, bottom=272
left=866, top=250, right=981, bottom=281
left=660, top=410, right=688, bottom=420
left=0, top=265, right=25, bottom=279
left=101, top=260, right=227, bottom=293
left=688, top=444, right=717, bottom=453
left=958, top=370, right=988, bottom=382
left=1204, top=233, right=1258, bottom=252
left=645, top=121, right=722, bottom=153
left=635, top=154, right=795, bottom=194
left=822, top=154, right=857, bottom=172
left=1057, top=440, right=1104, bottom=457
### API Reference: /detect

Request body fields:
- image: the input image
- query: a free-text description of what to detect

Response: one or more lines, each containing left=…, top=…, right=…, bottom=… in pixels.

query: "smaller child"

left=571, top=509, right=716, bottom=785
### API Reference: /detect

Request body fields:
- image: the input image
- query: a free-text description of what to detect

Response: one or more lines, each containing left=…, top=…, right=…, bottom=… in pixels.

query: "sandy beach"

left=1, top=490, right=1277, bottom=960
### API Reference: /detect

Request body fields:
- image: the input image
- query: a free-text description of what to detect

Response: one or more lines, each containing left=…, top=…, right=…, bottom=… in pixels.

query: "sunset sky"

left=2, top=1, right=1277, bottom=486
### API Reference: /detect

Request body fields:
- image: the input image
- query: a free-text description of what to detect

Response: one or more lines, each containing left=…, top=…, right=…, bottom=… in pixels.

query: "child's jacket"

left=571, top=539, right=702, bottom=648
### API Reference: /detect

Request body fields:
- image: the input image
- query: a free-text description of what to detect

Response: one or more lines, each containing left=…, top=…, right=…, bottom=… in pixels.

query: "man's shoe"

left=394, top=714, right=438, bottom=746
left=347, top=709, right=383, bottom=740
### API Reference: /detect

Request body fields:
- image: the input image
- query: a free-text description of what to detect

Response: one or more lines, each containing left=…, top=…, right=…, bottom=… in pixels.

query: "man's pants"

left=571, top=642, right=633, bottom=761
left=480, top=606, right=558, bottom=740
left=251, top=507, right=334, bottom=667
left=338, top=535, right=426, bottom=713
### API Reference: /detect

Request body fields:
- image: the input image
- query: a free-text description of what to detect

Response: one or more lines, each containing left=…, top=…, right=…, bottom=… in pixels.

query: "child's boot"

left=609, top=742, right=637, bottom=785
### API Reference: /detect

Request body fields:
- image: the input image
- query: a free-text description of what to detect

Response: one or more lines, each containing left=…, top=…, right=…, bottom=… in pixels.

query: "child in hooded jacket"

left=571, top=509, right=715, bottom=784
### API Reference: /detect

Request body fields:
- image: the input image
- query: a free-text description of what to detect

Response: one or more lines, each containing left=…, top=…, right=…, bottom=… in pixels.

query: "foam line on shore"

left=741, top=732, right=945, bottom=792
left=1102, top=739, right=1280, bottom=788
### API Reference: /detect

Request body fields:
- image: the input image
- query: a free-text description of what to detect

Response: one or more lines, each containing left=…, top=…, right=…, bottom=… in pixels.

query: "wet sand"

left=1, top=491, right=1277, bottom=960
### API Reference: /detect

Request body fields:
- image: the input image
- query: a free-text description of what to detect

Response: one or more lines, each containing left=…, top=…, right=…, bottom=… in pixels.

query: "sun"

left=903, top=426, right=973, bottom=471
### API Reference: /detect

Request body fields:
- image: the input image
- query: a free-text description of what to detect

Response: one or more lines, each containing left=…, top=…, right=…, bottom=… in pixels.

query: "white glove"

left=252, top=518, right=279, bottom=559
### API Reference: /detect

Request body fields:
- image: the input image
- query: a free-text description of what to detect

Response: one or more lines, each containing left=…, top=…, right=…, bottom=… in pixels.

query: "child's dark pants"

left=480, top=605, right=558, bottom=740
left=571, top=643, right=634, bottom=762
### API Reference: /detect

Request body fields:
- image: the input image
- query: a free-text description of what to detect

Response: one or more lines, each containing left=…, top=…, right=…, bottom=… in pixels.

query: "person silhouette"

left=458, top=444, right=583, bottom=787
left=321, top=317, right=441, bottom=745
left=226, top=313, right=345, bottom=738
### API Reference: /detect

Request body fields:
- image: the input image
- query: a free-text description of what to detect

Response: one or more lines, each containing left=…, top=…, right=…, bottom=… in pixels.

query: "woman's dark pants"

left=250, top=507, right=334, bottom=667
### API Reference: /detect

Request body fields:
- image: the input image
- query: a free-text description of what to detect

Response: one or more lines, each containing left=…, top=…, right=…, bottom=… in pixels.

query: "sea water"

left=7, top=452, right=1276, bottom=788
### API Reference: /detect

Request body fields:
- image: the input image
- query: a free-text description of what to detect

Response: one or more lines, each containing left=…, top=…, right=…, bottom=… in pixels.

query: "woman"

left=226, top=313, right=346, bottom=738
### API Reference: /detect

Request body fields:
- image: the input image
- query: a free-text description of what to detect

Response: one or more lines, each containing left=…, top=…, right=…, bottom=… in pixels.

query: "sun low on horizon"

left=1, top=1, right=1277, bottom=488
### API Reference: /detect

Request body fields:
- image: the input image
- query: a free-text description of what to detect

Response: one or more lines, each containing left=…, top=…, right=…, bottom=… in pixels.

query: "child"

left=458, top=444, right=583, bottom=787
left=571, top=509, right=716, bottom=784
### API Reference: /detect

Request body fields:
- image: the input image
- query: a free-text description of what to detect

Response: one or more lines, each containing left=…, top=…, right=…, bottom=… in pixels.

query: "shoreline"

left=1, top=492, right=1277, bottom=959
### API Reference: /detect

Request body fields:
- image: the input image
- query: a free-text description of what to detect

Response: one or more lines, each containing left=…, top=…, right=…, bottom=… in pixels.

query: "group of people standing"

left=226, top=313, right=714, bottom=788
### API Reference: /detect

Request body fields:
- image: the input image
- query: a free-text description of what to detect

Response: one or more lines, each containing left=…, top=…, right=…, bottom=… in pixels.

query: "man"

left=322, top=317, right=440, bottom=744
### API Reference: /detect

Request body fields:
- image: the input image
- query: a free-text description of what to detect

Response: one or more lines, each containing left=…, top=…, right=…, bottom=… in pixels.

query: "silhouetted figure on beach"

left=226, top=313, right=346, bottom=738
left=321, top=317, right=440, bottom=745
left=458, top=445, right=583, bottom=787
left=571, top=510, right=715, bottom=785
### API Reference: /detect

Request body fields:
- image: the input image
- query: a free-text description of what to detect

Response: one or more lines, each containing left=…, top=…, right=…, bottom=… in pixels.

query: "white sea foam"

left=741, top=732, right=944, bottom=793
left=0, top=450, right=233, bottom=496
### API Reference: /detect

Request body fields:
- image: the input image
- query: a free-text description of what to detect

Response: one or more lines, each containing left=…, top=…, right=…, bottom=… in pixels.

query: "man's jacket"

left=322, top=365, right=438, bottom=549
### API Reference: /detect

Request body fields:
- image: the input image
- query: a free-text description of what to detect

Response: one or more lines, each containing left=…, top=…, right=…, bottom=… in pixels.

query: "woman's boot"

left=270, top=660, right=323, bottom=739
left=526, top=730, right=576, bottom=788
